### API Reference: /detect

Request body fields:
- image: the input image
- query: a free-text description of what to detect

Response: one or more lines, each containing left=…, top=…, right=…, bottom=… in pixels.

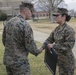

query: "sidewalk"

left=0, top=32, right=2, bottom=34
left=33, top=30, right=76, bottom=58
left=0, top=30, right=76, bottom=58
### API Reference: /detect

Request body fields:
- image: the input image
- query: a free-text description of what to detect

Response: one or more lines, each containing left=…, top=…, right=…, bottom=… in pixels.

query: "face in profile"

left=55, top=14, right=62, bottom=24
left=24, top=9, right=32, bottom=20
left=54, top=13, right=65, bottom=24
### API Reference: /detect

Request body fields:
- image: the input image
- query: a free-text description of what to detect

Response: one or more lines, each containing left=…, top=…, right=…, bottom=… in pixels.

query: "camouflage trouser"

left=58, top=61, right=75, bottom=75
left=58, top=66, right=74, bottom=75
left=6, top=65, right=31, bottom=75
left=57, top=53, right=75, bottom=75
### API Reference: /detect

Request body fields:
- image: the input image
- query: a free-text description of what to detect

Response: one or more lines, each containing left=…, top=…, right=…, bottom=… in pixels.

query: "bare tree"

left=74, top=11, right=76, bottom=18
left=36, top=0, right=64, bottom=22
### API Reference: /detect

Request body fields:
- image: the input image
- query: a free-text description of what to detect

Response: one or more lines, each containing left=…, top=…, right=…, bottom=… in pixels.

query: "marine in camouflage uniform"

left=42, top=8, right=75, bottom=75
left=2, top=2, right=42, bottom=75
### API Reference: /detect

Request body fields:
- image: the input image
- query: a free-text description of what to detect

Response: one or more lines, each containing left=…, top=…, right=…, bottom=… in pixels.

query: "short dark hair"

left=19, top=2, right=34, bottom=12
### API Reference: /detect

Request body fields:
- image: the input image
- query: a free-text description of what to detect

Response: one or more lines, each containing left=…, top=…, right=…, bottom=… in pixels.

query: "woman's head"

left=53, top=8, right=71, bottom=24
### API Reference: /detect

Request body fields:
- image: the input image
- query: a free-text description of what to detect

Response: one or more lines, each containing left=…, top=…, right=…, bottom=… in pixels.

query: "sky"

left=33, top=0, right=76, bottom=11
left=64, top=0, right=76, bottom=11
left=0, top=0, right=76, bottom=11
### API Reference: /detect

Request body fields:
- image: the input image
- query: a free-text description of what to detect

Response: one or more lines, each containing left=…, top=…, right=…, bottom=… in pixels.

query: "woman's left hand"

left=47, top=44, right=54, bottom=49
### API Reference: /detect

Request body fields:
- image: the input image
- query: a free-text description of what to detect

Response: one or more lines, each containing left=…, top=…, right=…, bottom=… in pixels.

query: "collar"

left=17, top=14, right=24, bottom=19
left=56, top=23, right=67, bottom=32
left=58, top=22, right=66, bottom=28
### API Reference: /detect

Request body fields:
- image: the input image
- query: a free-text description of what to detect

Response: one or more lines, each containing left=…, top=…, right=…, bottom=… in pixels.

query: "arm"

left=42, top=30, right=55, bottom=49
left=2, top=26, right=6, bottom=46
left=24, top=23, right=41, bottom=56
left=53, top=29, right=75, bottom=52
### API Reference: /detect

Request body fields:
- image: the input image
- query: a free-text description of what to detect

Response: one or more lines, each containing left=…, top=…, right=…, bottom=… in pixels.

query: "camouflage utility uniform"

left=42, top=23, right=75, bottom=75
left=2, top=14, right=41, bottom=75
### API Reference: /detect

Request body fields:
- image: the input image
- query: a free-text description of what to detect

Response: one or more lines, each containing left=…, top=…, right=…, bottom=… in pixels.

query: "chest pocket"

left=54, top=31, right=65, bottom=42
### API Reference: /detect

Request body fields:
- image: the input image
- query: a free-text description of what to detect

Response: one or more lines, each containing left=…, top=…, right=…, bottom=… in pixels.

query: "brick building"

left=0, top=1, right=49, bottom=19
left=33, top=11, right=49, bottom=19
left=0, top=1, right=23, bottom=17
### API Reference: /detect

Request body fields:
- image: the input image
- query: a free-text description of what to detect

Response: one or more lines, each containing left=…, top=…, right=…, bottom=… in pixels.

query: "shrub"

left=0, top=12, right=7, bottom=21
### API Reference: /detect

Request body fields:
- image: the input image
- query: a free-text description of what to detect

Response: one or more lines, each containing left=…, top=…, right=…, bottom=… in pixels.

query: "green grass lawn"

left=0, top=34, right=6, bottom=75
left=0, top=34, right=76, bottom=75
left=0, top=21, right=2, bottom=29
left=0, top=18, right=76, bottom=75
left=32, top=17, right=76, bottom=23
left=70, top=17, right=76, bottom=22
left=0, top=21, right=52, bottom=75
left=0, top=34, right=52, bottom=75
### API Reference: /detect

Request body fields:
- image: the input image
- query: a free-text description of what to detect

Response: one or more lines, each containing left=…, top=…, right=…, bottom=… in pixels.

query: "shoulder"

left=7, top=17, right=25, bottom=31
left=7, top=16, right=20, bottom=26
left=24, top=22, right=32, bottom=32
left=65, top=24, right=75, bottom=34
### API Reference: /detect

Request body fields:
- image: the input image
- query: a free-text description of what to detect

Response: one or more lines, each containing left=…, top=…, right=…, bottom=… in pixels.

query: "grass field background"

left=30, top=17, right=76, bottom=36
left=0, top=34, right=54, bottom=75
left=0, top=18, right=76, bottom=75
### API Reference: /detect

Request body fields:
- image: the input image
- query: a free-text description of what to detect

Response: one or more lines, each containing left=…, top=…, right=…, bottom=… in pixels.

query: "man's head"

left=19, top=2, right=34, bottom=20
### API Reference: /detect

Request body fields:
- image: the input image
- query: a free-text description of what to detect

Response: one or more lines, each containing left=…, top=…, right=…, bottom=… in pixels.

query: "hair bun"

left=66, top=15, right=71, bottom=22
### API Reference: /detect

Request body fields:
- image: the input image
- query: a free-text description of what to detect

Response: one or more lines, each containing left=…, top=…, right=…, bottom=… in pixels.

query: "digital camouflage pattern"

left=42, top=23, right=75, bottom=75
left=2, top=14, right=41, bottom=75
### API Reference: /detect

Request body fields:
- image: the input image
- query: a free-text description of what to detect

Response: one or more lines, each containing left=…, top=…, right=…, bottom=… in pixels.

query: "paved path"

left=0, top=32, right=2, bottom=34
left=0, top=30, right=76, bottom=58
left=33, top=30, right=76, bottom=58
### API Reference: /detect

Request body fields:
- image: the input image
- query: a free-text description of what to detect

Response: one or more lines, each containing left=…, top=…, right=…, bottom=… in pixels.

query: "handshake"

left=38, top=47, right=44, bottom=53
left=38, top=43, right=54, bottom=54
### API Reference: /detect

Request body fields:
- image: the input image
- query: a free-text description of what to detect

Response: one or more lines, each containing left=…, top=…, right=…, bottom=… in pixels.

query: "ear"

left=23, top=9, right=26, bottom=14
left=24, top=11, right=26, bottom=14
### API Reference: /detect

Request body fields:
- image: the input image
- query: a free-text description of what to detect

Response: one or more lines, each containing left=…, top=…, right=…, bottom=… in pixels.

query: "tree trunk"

left=50, top=9, right=54, bottom=23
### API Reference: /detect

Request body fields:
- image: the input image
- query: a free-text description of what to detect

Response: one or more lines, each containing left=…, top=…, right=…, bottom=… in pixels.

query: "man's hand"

left=38, top=47, right=43, bottom=53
